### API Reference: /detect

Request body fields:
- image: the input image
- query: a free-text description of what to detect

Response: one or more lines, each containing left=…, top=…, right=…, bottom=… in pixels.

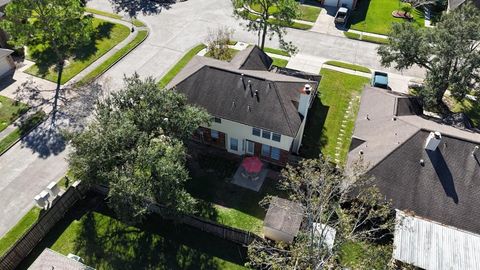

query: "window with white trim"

left=230, top=138, right=238, bottom=151
left=252, top=128, right=261, bottom=136
left=272, top=133, right=281, bottom=142
left=211, top=130, right=219, bottom=140
left=262, top=130, right=271, bottom=139
left=270, top=147, right=281, bottom=160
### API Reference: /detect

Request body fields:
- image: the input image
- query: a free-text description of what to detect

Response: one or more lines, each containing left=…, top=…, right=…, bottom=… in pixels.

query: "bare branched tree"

left=205, top=27, right=235, bottom=61
left=248, top=158, right=395, bottom=269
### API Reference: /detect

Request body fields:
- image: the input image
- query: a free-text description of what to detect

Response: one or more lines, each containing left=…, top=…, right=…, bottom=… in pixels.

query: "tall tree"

left=377, top=3, right=480, bottom=113
left=68, top=75, right=210, bottom=223
left=1, top=0, right=93, bottom=123
left=247, top=158, right=394, bottom=269
left=233, top=0, right=299, bottom=53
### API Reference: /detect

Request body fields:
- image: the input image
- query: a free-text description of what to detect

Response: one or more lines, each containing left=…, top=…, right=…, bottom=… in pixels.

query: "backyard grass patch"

left=301, top=68, right=369, bottom=163
left=324, top=60, right=371, bottom=73
left=264, top=47, right=290, bottom=57
left=451, top=97, right=480, bottom=128
left=187, top=154, right=286, bottom=235
left=250, top=3, right=321, bottom=22
left=20, top=204, right=247, bottom=270
left=272, top=57, right=288, bottom=68
left=25, top=18, right=130, bottom=84
left=77, top=30, right=148, bottom=85
left=0, top=96, right=28, bottom=133
left=0, top=111, right=47, bottom=155
left=349, top=0, right=425, bottom=35
left=343, top=31, right=389, bottom=44
left=340, top=241, right=392, bottom=268
left=159, top=44, right=207, bottom=87
left=0, top=207, right=41, bottom=257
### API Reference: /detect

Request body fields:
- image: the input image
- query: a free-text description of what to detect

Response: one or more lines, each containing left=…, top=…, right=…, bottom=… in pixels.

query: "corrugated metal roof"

left=394, top=210, right=480, bottom=270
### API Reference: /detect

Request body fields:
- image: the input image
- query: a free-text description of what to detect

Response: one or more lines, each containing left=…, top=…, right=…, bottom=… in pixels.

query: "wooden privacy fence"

left=0, top=181, right=87, bottom=270
left=92, top=184, right=263, bottom=246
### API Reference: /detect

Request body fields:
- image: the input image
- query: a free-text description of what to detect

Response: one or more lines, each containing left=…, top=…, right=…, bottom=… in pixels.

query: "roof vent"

left=247, top=105, right=251, bottom=112
left=419, top=159, right=425, bottom=166
left=425, top=131, right=442, bottom=151
left=473, top=146, right=479, bottom=156
left=255, top=90, right=259, bottom=102
left=240, top=74, right=246, bottom=90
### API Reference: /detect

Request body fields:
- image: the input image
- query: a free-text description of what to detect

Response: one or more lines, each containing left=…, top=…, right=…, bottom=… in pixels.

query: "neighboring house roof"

left=230, top=45, right=273, bottom=71
left=168, top=46, right=320, bottom=137
left=348, top=87, right=480, bottom=234
left=394, top=210, right=480, bottom=270
left=263, top=197, right=304, bottom=243
left=0, top=48, right=13, bottom=58
left=28, top=248, right=93, bottom=270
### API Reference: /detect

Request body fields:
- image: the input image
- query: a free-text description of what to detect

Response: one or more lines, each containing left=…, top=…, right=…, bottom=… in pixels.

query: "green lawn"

left=25, top=18, right=130, bottom=84
left=301, top=69, right=369, bottom=162
left=0, top=111, right=47, bottom=155
left=187, top=154, right=286, bottom=235
left=324, top=60, right=371, bottom=73
left=159, top=44, right=207, bottom=87
left=85, top=7, right=146, bottom=27
left=247, top=13, right=312, bottom=30
left=250, top=3, right=321, bottom=22
left=451, top=97, right=480, bottom=128
left=0, top=207, right=41, bottom=257
left=339, top=241, right=392, bottom=268
left=272, top=57, right=288, bottom=68
left=0, top=96, right=28, bottom=133
left=20, top=205, right=247, bottom=270
left=343, top=31, right=389, bottom=44
left=264, top=47, right=290, bottom=57
left=349, top=0, right=425, bottom=35
left=77, top=30, right=148, bottom=86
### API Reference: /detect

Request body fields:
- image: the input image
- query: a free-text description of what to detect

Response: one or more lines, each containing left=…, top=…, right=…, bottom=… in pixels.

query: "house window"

left=252, top=128, right=261, bottom=136
left=230, top=138, right=238, bottom=151
left=270, top=147, right=281, bottom=160
left=272, top=133, right=281, bottom=142
left=211, top=130, right=219, bottom=140
left=262, top=130, right=271, bottom=139
left=261, top=144, right=270, bottom=157
left=212, top=117, right=221, bottom=123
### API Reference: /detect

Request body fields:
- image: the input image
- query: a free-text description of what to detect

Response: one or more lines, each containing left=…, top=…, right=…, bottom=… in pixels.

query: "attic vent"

left=231, top=101, right=236, bottom=110
left=239, top=74, right=246, bottom=89
left=473, top=146, right=479, bottom=157
left=419, top=159, right=425, bottom=166
left=255, top=90, right=259, bottom=102
left=248, top=80, right=252, bottom=90
left=247, top=105, right=251, bottom=112
left=425, top=131, right=441, bottom=151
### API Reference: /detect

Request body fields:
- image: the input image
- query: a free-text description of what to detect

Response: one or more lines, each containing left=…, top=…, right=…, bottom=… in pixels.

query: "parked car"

left=334, top=7, right=349, bottom=24
left=371, top=71, right=389, bottom=89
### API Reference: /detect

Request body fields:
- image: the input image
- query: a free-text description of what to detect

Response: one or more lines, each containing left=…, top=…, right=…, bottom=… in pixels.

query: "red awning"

left=241, top=156, right=263, bottom=173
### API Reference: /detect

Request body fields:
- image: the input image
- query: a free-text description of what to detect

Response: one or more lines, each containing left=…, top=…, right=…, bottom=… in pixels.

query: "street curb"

left=0, top=110, right=48, bottom=157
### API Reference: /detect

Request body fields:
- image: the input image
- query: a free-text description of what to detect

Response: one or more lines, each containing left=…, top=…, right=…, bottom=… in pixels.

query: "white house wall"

left=207, top=118, right=294, bottom=155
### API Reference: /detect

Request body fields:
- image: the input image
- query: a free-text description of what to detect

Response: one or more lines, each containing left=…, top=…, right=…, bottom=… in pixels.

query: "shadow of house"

left=426, top=148, right=458, bottom=203
left=300, top=97, right=330, bottom=158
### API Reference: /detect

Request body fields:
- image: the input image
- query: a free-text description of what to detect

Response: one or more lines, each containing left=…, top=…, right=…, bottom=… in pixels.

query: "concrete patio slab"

left=232, top=166, right=268, bottom=192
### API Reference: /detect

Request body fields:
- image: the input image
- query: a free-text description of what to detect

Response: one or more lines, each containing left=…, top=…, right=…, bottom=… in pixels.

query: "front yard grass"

left=0, top=207, right=41, bottom=257
left=450, top=97, right=480, bottom=128
left=324, top=60, right=371, bottom=73
left=301, top=68, right=369, bottom=162
left=77, top=30, right=148, bottom=86
left=247, top=13, right=312, bottom=30
left=349, top=0, right=425, bottom=35
left=187, top=154, right=286, bottom=235
left=159, top=44, right=207, bottom=87
left=25, top=18, right=130, bottom=84
left=0, top=111, right=47, bottom=155
left=343, top=31, right=389, bottom=44
left=250, top=3, right=321, bottom=22
left=272, top=57, right=288, bottom=68
left=0, top=96, right=28, bottom=133
left=20, top=203, right=247, bottom=270
left=204, top=48, right=240, bottom=62
left=264, top=47, right=290, bottom=57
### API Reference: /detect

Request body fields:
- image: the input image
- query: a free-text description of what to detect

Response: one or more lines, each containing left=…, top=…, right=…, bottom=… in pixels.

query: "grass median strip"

left=0, top=111, right=47, bottom=155
left=264, top=47, right=290, bottom=57
left=272, top=57, right=288, bottom=68
left=85, top=7, right=146, bottom=27
left=0, top=96, right=28, bottom=133
left=159, top=44, right=207, bottom=87
left=324, top=60, right=371, bottom=73
left=77, top=30, right=149, bottom=86
left=0, top=207, right=41, bottom=257
left=343, top=32, right=389, bottom=45
left=247, top=13, right=312, bottom=30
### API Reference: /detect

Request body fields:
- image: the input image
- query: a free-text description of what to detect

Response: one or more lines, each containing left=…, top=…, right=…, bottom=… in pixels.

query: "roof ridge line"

left=272, top=82, right=295, bottom=136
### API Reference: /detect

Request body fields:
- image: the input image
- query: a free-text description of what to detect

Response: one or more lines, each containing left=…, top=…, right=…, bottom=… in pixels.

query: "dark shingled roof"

left=168, top=47, right=319, bottom=137
left=370, top=131, right=480, bottom=234
left=348, top=86, right=480, bottom=234
left=264, top=197, right=304, bottom=241
left=230, top=45, right=273, bottom=71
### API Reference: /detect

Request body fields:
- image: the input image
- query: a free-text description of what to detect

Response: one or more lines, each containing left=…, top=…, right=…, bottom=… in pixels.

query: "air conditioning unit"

left=46, top=181, right=60, bottom=198
left=34, top=190, right=50, bottom=209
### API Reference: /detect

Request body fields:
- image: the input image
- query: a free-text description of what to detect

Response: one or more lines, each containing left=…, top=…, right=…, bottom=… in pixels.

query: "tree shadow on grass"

left=299, top=97, right=329, bottom=159
left=345, top=0, right=372, bottom=29
left=30, top=20, right=114, bottom=77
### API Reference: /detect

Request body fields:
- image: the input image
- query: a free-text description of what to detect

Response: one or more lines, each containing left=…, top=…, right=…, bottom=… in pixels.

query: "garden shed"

left=263, top=197, right=304, bottom=243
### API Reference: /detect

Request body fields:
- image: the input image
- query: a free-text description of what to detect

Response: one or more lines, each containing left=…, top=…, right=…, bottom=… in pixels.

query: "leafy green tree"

left=378, top=3, right=480, bottom=113
left=69, top=75, right=210, bottom=223
left=247, top=158, right=394, bottom=269
left=108, top=0, right=174, bottom=20
left=1, top=0, right=93, bottom=123
left=233, top=0, right=299, bottom=53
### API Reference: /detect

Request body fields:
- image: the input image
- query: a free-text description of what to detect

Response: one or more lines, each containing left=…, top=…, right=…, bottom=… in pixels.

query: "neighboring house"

left=168, top=46, right=320, bottom=166
left=29, top=248, right=95, bottom=270
left=322, top=0, right=358, bottom=10
left=0, top=0, right=10, bottom=48
left=448, top=0, right=480, bottom=10
left=0, top=48, right=14, bottom=78
left=347, top=86, right=480, bottom=269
